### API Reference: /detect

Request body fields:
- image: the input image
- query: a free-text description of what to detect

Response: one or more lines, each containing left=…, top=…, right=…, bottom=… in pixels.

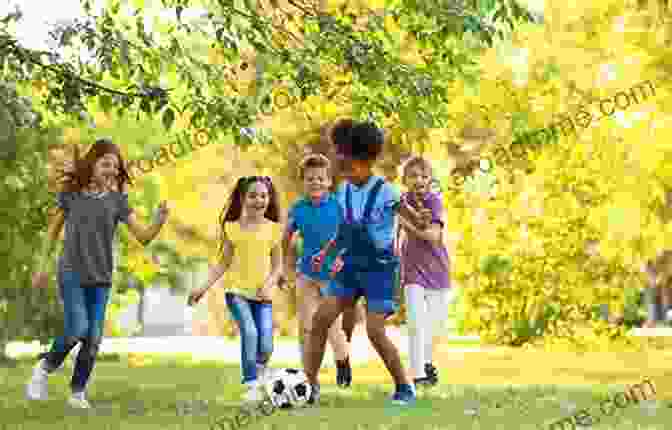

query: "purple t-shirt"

left=400, top=191, right=451, bottom=289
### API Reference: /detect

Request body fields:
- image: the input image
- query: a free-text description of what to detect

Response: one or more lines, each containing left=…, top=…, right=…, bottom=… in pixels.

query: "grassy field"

left=2, top=349, right=670, bottom=430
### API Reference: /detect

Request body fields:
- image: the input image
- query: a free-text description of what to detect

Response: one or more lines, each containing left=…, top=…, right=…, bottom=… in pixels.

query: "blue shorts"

left=323, top=263, right=400, bottom=316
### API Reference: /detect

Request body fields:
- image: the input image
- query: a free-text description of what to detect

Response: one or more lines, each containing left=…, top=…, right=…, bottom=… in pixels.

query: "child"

left=397, top=156, right=452, bottom=387
left=188, top=176, right=284, bottom=403
left=281, top=154, right=352, bottom=387
left=642, top=251, right=672, bottom=327
left=304, top=119, right=417, bottom=406
left=26, top=138, right=170, bottom=408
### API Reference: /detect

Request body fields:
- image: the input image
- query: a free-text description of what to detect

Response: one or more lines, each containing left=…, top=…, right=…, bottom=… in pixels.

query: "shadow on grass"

left=1, top=358, right=670, bottom=430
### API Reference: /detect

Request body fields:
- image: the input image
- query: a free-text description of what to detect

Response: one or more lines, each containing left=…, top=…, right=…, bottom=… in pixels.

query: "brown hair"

left=59, top=137, right=132, bottom=193
left=298, top=153, right=331, bottom=179
left=217, top=176, right=281, bottom=258
left=401, top=155, right=433, bottom=183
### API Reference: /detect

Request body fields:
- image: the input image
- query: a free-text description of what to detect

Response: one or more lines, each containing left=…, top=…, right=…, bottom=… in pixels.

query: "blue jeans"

left=44, top=271, right=111, bottom=392
left=225, top=293, right=274, bottom=384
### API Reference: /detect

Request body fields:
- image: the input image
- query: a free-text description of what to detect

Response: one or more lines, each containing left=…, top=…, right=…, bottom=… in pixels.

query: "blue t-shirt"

left=287, top=193, right=342, bottom=282
left=335, top=176, right=400, bottom=252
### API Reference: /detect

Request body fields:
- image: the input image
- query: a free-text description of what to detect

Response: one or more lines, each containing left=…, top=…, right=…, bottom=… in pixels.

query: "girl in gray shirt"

left=26, top=138, right=169, bottom=409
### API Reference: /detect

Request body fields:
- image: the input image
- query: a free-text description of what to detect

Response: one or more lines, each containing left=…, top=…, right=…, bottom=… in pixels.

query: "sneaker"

left=67, top=392, right=91, bottom=409
left=424, top=362, right=439, bottom=386
left=243, top=381, right=264, bottom=404
left=307, top=384, right=320, bottom=406
left=336, top=357, right=352, bottom=388
left=390, top=386, right=416, bottom=406
left=26, top=359, right=50, bottom=401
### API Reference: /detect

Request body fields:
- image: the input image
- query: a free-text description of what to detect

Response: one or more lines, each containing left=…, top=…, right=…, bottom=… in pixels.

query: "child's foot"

left=389, top=384, right=416, bottom=406
left=336, top=357, right=352, bottom=388
left=26, top=359, right=50, bottom=401
left=67, top=391, right=91, bottom=409
left=243, top=380, right=264, bottom=404
left=307, top=384, right=320, bottom=406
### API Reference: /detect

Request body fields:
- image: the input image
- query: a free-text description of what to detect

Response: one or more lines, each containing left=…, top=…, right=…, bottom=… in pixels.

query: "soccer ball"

left=262, top=368, right=312, bottom=409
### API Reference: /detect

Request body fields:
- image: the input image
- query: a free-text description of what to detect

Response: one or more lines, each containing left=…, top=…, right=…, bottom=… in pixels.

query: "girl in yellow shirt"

left=189, top=176, right=284, bottom=403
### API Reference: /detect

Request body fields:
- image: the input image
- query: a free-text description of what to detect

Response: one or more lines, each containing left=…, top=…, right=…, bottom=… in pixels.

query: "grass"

left=2, top=351, right=670, bottom=430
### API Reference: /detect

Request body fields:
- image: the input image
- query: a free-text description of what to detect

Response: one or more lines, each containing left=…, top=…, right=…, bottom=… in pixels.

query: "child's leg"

left=70, top=285, right=111, bottom=394
left=424, top=288, right=452, bottom=365
left=296, top=275, right=322, bottom=366
left=365, top=311, right=411, bottom=387
left=27, top=271, right=85, bottom=401
left=327, top=313, right=348, bottom=361
left=304, top=295, right=354, bottom=386
left=341, top=301, right=358, bottom=343
left=363, top=268, right=412, bottom=389
left=251, top=300, right=274, bottom=370
left=404, top=284, right=427, bottom=379
left=44, top=271, right=88, bottom=371
left=225, top=293, right=261, bottom=384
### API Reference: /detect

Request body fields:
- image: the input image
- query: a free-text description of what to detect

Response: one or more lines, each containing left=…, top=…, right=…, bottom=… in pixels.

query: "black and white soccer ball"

left=262, top=368, right=311, bottom=409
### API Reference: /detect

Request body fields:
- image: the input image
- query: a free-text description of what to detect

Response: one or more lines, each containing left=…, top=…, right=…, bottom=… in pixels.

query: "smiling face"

left=243, top=180, right=270, bottom=218
left=302, top=166, right=332, bottom=200
left=92, top=153, right=120, bottom=188
left=403, top=163, right=432, bottom=196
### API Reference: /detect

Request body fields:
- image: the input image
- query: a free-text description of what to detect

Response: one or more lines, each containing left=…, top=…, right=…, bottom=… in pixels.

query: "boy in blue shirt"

left=281, top=154, right=353, bottom=388
left=304, top=119, right=416, bottom=406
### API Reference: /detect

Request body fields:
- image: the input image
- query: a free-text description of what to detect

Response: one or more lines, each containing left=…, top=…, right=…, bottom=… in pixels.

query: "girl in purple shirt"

left=397, top=156, right=452, bottom=387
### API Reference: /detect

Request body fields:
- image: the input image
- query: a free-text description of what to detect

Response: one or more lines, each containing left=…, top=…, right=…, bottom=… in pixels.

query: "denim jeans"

left=44, top=271, right=111, bottom=392
left=225, top=293, right=274, bottom=384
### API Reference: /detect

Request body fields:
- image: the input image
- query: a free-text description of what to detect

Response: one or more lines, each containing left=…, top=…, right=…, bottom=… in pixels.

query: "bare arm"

left=38, top=209, right=65, bottom=273
left=398, top=215, right=442, bottom=246
left=126, top=202, right=168, bottom=246
left=203, top=235, right=234, bottom=291
left=268, top=243, right=283, bottom=285
left=281, top=223, right=297, bottom=275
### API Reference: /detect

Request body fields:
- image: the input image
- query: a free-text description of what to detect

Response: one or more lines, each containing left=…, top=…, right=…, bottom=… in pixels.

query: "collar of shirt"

left=306, top=192, right=331, bottom=207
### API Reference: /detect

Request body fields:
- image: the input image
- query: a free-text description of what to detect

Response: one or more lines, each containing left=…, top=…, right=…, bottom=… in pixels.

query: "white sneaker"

left=243, top=380, right=264, bottom=403
left=26, top=359, right=49, bottom=400
left=67, top=392, right=91, bottom=409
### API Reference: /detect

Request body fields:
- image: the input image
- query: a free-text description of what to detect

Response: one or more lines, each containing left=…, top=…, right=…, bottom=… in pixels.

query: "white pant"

left=404, top=285, right=454, bottom=378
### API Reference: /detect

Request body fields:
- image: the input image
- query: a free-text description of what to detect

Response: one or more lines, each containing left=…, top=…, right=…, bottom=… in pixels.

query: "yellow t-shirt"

left=219, top=220, right=283, bottom=300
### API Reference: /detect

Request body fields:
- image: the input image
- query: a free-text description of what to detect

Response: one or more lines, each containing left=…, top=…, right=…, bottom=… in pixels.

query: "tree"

left=1, top=0, right=538, bottom=346
left=0, top=80, right=63, bottom=363
left=439, top=0, right=672, bottom=349
left=1, top=0, right=535, bottom=146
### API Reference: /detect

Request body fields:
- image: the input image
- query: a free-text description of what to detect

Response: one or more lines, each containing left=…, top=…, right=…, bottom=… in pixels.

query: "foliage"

left=1, top=0, right=534, bottom=141
left=1, top=0, right=536, bottom=342
left=0, top=79, right=63, bottom=351
left=433, top=0, right=672, bottom=349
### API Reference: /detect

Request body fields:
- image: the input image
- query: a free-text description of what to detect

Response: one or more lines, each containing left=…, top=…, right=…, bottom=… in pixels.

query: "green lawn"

left=1, top=355, right=668, bottom=430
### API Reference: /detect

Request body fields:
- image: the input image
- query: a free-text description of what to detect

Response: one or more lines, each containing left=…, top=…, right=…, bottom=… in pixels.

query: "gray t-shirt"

left=57, top=191, right=133, bottom=286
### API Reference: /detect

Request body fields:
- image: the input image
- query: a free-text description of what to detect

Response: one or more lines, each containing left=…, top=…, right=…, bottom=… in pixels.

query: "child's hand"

left=277, top=275, right=292, bottom=292
left=417, top=208, right=432, bottom=229
left=329, top=255, right=344, bottom=279
left=311, top=250, right=327, bottom=272
left=31, top=272, right=49, bottom=289
left=257, top=284, right=274, bottom=301
left=62, top=160, right=76, bottom=175
left=155, top=201, right=170, bottom=225
left=188, top=287, right=208, bottom=306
